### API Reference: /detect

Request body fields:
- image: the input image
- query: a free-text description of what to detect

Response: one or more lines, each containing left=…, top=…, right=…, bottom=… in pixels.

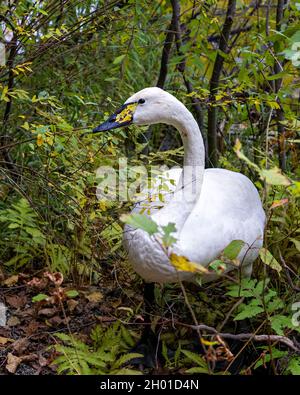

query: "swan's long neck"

left=152, top=104, right=205, bottom=234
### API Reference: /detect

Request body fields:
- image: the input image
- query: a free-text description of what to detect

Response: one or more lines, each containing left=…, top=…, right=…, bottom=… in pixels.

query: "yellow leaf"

left=45, top=135, right=54, bottom=146
left=234, top=138, right=242, bottom=152
left=266, top=100, right=280, bottom=109
left=99, top=200, right=107, bottom=211
left=1, top=86, right=9, bottom=101
left=201, top=338, right=219, bottom=346
left=21, top=121, right=29, bottom=131
left=36, top=134, right=44, bottom=146
left=170, top=253, right=209, bottom=274
left=259, top=248, right=282, bottom=273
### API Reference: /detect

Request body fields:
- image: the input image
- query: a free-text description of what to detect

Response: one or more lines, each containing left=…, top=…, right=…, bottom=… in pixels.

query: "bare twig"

left=274, top=0, right=287, bottom=171
left=279, top=250, right=300, bottom=292
left=217, top=297, right=245, bottom=332
left=207, top=0, right=236, bottom=167
left=178, top=322, right=300, bottom=353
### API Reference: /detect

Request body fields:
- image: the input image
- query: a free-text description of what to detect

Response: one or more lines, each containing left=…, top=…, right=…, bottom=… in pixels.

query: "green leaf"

left=113, top=54, right=126, bottom=65
left=254, top=348, right=288, bottom=369
left=223, top=240, right=245, bottom=260
left=181, top=350, right=208, bottom=371
left=120, top=213, right=159, bottom=235
left=186, top=367, right=209, bottom=374
left=270, top=315, right=292, bottom=336
left=266, top=71, right=287, bottom=81
left=161, top=222, right=177, bottom=247
left=66, top=290, right=79, bottom=298
left=25, top=227, right=44, bottom=238
left=112, top=368, right=142, bottom=375
left=290, top=238, right=300, bottom=252
left=267, top=298, right=284, bottom=313
left=234, top=305, right=264, bottom=320
left=8, top=223, right=19, bottom=229
left=260, top=167, right=291, bottom=186
left=209, top=260, right=227, bottom=274
left=290, top=31, right=300, bottom=43
left=113, top=353, right=143, bottom=369
left=287, top=357, right=300, bottom=375
left=32, top=293, right=49, bottom=302
left=226, top=279, right=257, bottom=297
left=259, top=248, right=282, bottom=273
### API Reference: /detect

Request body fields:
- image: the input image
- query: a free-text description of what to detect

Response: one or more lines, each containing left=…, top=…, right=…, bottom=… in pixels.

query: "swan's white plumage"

left=124, top=167, right=265, bottom=283
left=112, top=87, right=265, bottom=283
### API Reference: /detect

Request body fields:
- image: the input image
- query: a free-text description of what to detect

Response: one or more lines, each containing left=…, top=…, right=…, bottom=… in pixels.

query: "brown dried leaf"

left=6, top=353, right=22, bottom=373
left=7, top=316, right=21, bottom=327
left=85, top=291, right=103, bottom=303
left=44, top=271, right=64, bottom=286
left=6, top=295, right=27, bottom=309
left=47, top=315, right=64, bottom=326
left=111, top=298, right=122, bottom=308
left=17, top=307, right=35, bottom=319
left=21, top=353, right=38, bottom=362
left=51, top=287, right=65, bottom=303
left=38, top=308, right=58, bottom=317
left=271, top=198, right=289, bottom=209
left=0, top=267, right=4, bottom=282
left=38, top=354, right=48, bottom=367
left=0, top=336, right=14, bottom=345
left=27, top=277, right=48, bottom=289
left=12, top=338, right=29, bottom=355
left=3, top=275, right=19, bottom=287
left=24, top=321, right=40, bottom=336
left=67, top=299, right=78, bottom=312
left=100, top=305, right=113, bottom=314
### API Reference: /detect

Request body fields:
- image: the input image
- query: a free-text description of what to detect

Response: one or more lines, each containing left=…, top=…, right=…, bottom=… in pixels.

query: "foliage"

left=0, top=0, right=299, bottom=376
left=53, top=323, right=142, bottom=375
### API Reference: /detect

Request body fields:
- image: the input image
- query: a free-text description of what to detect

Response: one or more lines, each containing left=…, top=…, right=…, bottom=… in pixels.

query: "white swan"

left=93, top=87, right=266, bottom=284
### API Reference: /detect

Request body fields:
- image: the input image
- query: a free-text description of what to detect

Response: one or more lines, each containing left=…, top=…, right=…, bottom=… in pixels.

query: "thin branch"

left=207, top=0, right=236, bottom=167
left=279, top=250, right=300, bottom=292
left=179, top=322, right=300, bottom=353
left=274, top=0, right=287, bottom=171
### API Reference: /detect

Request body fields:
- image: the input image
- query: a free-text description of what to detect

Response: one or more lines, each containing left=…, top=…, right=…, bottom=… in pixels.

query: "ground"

left=0, top=266, right=295, bottom=375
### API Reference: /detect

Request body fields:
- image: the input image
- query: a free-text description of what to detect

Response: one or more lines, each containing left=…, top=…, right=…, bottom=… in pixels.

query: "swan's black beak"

left=93, top=102, right=138, bottom=133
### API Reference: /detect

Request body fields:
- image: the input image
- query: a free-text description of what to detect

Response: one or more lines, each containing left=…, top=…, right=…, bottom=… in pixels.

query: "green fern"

left=181, top=349, right=209, bottom=374
left=52, top=323, right=142, bottom=375
left=0, top=198, right=45, bottom=269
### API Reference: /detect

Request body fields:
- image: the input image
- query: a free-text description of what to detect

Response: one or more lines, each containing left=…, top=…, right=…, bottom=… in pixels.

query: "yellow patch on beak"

left=115, top=102, right=138, bottom=124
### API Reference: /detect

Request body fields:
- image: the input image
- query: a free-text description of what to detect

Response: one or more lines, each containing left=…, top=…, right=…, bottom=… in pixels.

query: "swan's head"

left=93, top=87, right=184, bottom=133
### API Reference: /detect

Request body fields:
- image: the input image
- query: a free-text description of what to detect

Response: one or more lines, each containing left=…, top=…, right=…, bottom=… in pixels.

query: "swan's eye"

left=138, top=98, right=145, bottom=104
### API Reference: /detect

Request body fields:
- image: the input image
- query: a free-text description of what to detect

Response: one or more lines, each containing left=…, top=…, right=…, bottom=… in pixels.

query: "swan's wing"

left=179, top=168, right=265, bottom=266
